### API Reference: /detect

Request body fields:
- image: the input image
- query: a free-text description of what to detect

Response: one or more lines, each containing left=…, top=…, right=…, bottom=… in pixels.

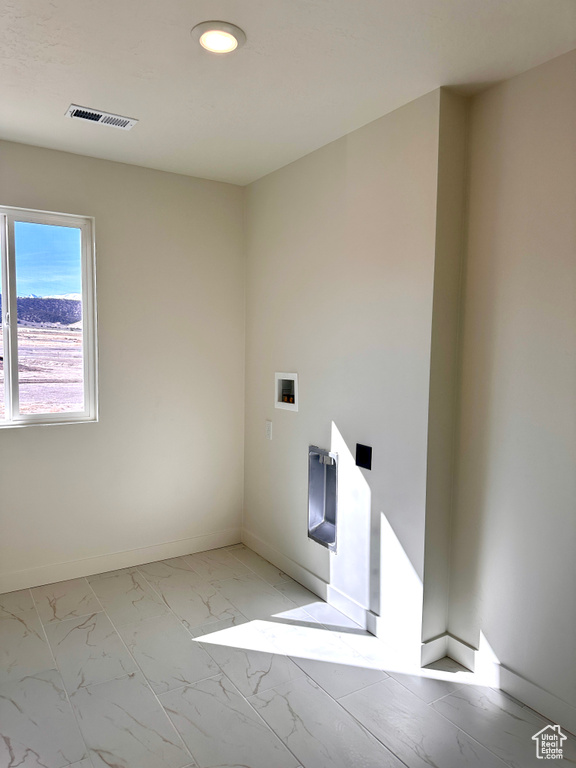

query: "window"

left=0, top=206, right=97, bottom=426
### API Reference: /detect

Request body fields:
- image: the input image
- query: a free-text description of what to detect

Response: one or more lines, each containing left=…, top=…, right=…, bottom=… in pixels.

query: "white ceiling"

left=1, top=0, right=575, bottom=185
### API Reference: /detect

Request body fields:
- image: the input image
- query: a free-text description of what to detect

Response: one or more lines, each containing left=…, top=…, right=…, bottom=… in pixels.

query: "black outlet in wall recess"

left=355, top=443, right=372, bottom=470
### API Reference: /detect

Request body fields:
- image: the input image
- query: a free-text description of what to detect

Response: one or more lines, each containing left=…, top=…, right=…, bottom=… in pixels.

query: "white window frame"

left=0, top=205, right=98, bottom=427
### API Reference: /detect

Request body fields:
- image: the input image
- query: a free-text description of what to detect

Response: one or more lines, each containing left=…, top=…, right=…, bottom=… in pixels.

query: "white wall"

left=243, top=89, right=466, bottom=651
left=2, top=47, right=573, bottom=729
left=0, top=140, right=245, bottom=591
left=421, top=90, right=468, bottom=643
left=450, top=50, right=576, bottom=725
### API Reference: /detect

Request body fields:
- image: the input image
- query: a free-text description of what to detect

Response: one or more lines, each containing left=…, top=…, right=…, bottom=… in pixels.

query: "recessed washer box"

left=308, top=445, right=338, bottom=552
left=275, top=372, right=298, bottom=411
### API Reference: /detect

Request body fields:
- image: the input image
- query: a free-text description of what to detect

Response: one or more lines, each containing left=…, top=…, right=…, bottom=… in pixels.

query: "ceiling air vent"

left=65, top=104, right=138, bottom=131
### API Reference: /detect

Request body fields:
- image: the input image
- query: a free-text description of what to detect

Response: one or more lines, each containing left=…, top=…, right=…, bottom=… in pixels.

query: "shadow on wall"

left=328, top=422, right=373, bottom=617
left=328, top=421, right=502, bottom=681
left=329, top=421, right=423, bottom=658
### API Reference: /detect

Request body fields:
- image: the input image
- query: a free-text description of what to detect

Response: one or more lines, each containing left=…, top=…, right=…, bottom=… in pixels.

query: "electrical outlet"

left=355, top=443, right=372, bottom=470
left=265, top=420, right=273, bottom=440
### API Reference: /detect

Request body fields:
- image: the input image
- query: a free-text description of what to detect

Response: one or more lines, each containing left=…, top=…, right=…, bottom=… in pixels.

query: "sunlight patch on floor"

left=192, top=604, right=500, bottom=688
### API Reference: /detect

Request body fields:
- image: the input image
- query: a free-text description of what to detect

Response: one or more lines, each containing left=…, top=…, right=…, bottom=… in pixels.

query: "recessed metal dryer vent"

left=308, top=446, right=338, bottom=552
left=65, top=104, right=138, bottom=130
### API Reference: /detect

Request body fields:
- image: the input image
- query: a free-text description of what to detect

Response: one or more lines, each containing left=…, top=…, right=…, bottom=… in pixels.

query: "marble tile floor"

left=1, top=543, right=574, bottom=768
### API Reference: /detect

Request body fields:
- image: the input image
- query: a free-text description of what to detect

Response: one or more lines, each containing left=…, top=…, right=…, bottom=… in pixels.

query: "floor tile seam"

left=39, top=609, right=109, bottom=636
left=88, top=571, right=172, bottom=621
left=98, top=604, right=173, bottom=633
left=31, top=605, right=105, bottom=630
left=493, top=690, right=571, bottom=736
left=136, top=548, right=298, bottom=616
left=337, top=675, right=512, bottom=766
left=264, top=615, right=325, bottom=633
left=189, top=609, right=250, bottom=639
left=264, top=582, right=304, bottom=607
left=210, top=568, right=278, bottom=589
left=163, top=551, right=260, bottom=587
left=522, top=702, right=549, bottom=718
left=108, top=603, right=171, bottom=629
left=335, top=679, right=494, bottom=768
left=318, top=616, right=364, bottom=632
left=132, top=564, right=211, bottom=639
left=384, top=668, right=462, bottom=705
left=207, top=668, right=307, bottom=768
left=158, top=668, right=279, bottom=768
left=196, top=621, right=284, bottom=661
left=287, top=604, right=321, bottom=620
left=69, top=671, right=139, bottom=695
left=97, top=601, right=196, bottom=764
left=0, top=586, right=36, bottom=620
left=181, top=550, right=252, bottom=582
left=166, top=554, right=209, bottom=580
left=30, top=576, right=104, bottom=628
left=337, top=701, right=438, bottom=768
left=198, top=569, right=300, bottom=622
left=270, top=577, right=294, bottom=587
left=28, top=586, right=93, bottom=766
left=131, top=556, right=392, bottom=765
left=60, top=761, right=95, bottom=768
left=225, top=548, right=292, bottom=587
left=244, top=677, right=413, bottom=768
left=87, top=565, right=172, bottom=626
left=287, top=654, right=386, bottom=700
left=423, top=683, right=464, bottom=705
left=192, top=593, right=361, bottom=657
left=184, top=562, right=273, bottom=591
left=155, top=672, right=224, bottom=700
left=318, top=625, right=379, bottom=659
left=133, top=561, right=250, bottom=638
left=157, top=686, right=207, bottom=768
left=427, top=697, right=515, bottom=767
left=494, top=687, right=527, bottom=708
left=199, top=639, right=307, bottom=698
left=337, top=676, right=400, bottom=704
left=34, top=578, right=143, bottom=697
left=37, top=576, right=110, bottom=632
left=207, top=567, right=302, bottom=613
left=337, top=675, right=511, bottom=767
left=0, top=604, right=43, bottom=627
left=36, top=553, right=338, bottom=760
left=520, top=701, right=575, bottom=736
left=325, top=626, right=391, bottom=672
left=223, top=544, right=291, bottom=584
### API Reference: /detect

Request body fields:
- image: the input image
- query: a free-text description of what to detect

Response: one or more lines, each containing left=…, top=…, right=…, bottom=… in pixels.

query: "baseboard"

left=419, top=631, right=479, bottom=671
left=326, top=584, right=370, bottom=629
left=368, top=614, right=424, bottom=665
left=499, top=664, right=576, bottom=737
left=437, top=631, right=576, bottom=735
left=0, top=528, right=242, bottom=592
left=446, top=634, right=477, bottom=671
left=241, top=530, right=384, bottom=631
left=241, top=529, right=328, bottom=600
left=365, top=610, right=381, bottom=637
left=421, top=633, right=449, bottom=666
left=241, top=527, right=574, bottom=733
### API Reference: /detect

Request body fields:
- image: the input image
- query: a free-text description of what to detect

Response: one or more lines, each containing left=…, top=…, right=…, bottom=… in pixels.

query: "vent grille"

left=66, top=104, right=138, bottom=131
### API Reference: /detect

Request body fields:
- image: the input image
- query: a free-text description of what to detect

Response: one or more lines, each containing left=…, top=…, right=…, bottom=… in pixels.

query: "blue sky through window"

left=14, top=221, right=82, bottom=297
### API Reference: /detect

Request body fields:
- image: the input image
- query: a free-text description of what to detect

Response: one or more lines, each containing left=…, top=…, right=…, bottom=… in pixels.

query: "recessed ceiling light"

left=191, top=21, right=246, bottom=54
